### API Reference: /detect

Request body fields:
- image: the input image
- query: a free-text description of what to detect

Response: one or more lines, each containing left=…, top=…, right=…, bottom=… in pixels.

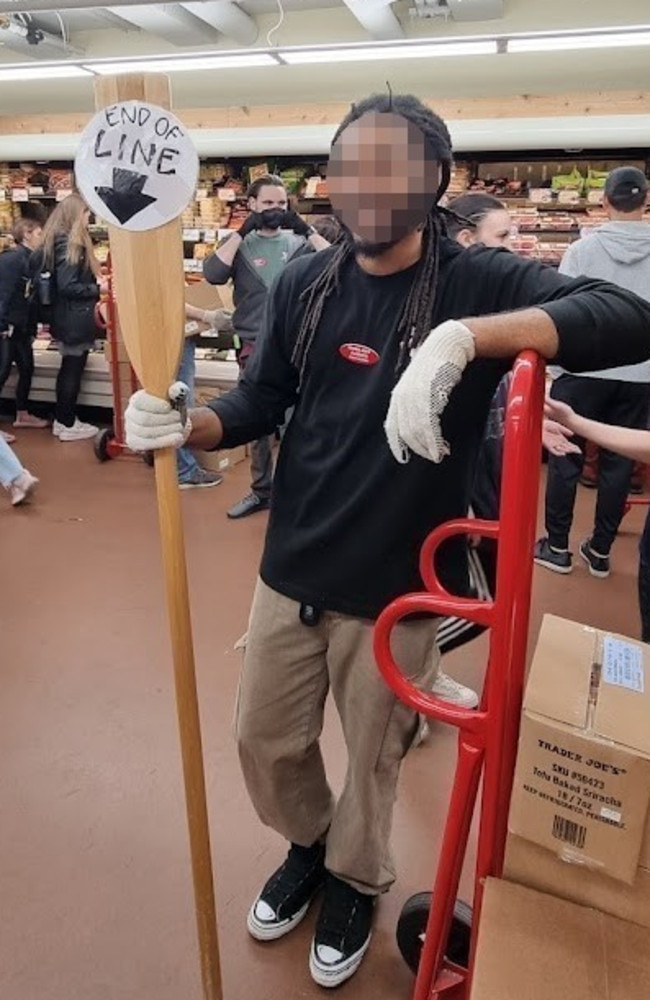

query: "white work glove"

left=384, top=320, right=476, bottom=464
left=201, top=307, right=233, bottom=332
left=125, top=381, right=191, bottom=452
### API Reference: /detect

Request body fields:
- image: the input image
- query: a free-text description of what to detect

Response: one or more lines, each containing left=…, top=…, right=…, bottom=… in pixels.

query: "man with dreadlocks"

left=126, top=93, right=650, bottom=987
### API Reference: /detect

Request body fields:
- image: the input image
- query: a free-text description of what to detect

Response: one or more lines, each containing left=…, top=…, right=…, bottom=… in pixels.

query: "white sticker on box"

left=600, top=806, right=622, bottom=824
left=602, top=636, right=644, bottom=693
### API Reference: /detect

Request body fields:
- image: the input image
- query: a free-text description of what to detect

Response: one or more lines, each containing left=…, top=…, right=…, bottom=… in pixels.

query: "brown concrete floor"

left=1, top=423, right=647, bottom=1000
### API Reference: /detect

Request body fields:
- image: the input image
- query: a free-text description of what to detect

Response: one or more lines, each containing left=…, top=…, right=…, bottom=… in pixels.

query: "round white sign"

left=74, top=101, right=199, bottom=232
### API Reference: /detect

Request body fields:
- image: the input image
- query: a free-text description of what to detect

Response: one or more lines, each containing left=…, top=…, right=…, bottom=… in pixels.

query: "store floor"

left=1, top=427, right=647, bottom=1000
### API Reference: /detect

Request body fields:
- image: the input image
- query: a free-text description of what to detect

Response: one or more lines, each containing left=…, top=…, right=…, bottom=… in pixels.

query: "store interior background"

left=2, top=2, right=650, bottom=999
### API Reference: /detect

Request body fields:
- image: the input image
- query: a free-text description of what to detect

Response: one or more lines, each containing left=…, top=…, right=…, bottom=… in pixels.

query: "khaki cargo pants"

left=235, top=578, right=440, bottom=894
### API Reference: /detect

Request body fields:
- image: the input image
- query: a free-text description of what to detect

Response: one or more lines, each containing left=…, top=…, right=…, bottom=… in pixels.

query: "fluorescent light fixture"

left=0, top=64, right=91, bottom=82
left=86, top=53, right=279, bottom=75
left=281, top=40, right=498, bottom=64
left=508, top=29, right=650, bottom=53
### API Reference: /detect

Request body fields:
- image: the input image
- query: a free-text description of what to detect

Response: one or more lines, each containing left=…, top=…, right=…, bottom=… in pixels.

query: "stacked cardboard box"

left=506, top=615, right=650, bottom=914
left=470, top=615, right=650, bottom=998
left=472, top=877, right=650, bottom=1000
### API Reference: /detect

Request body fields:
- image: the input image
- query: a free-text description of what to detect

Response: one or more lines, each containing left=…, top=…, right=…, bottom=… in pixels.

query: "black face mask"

left=259, top=208, right=286, bottom=230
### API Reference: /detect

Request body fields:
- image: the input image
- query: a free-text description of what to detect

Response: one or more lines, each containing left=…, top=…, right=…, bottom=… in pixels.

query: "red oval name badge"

left=339, top=343, right=380, bottom=366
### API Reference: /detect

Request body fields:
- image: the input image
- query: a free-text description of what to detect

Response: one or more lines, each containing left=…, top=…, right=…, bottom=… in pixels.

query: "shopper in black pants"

left=540, top=374, right=649, bottom=577
left=0, top=219, right=49, bottom=429
left=546, top=397, right=650, bottom=640
left=536, top=166, right=650, bottom=579
left=37, top=193, right=105, bottom=442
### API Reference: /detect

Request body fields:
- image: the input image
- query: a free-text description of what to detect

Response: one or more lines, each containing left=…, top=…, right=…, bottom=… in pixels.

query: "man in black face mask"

left=204, top=174, right=329, bottom=519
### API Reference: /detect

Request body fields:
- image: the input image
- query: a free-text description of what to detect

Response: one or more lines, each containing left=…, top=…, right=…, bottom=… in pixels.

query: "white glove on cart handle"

left=125, top=381, right=192, bottom=452
left=384, top=320, right=476, bottom=464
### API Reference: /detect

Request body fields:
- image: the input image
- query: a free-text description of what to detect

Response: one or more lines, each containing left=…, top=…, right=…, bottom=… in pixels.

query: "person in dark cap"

left=536, top=166, right=650, bottom=580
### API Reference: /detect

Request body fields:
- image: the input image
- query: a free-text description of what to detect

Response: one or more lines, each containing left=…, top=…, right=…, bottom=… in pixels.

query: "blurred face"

left=328, top=111, right=441, bottom=255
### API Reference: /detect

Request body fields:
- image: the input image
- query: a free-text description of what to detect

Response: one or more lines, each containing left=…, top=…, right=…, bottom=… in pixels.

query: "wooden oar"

left=92, top=73, right=222, bottom=1000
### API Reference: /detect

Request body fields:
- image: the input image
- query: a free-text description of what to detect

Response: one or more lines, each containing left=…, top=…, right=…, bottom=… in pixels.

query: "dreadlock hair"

left=445, top=192, right=507, bottom=239
left=291, top=93, right=454, bottom=385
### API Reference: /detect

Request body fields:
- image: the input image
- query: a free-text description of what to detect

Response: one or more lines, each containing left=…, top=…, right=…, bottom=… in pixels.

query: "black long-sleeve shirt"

left=209, top=240, right=650, bottom=618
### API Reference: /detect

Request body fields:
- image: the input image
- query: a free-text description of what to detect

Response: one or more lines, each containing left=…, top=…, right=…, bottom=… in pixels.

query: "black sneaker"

left=534, top=537, right=573, bottom=574
left=247, top=842, right=326, bottom=941
left=309, top=875, right=375, bottom=988
left=227, top=492, right=270, bottom=519
left=579, top=538, right=610, bottom=579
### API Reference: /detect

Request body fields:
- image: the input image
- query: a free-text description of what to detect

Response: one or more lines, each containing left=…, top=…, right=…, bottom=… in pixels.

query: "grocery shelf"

left=0, top=347, right=238, bottom=411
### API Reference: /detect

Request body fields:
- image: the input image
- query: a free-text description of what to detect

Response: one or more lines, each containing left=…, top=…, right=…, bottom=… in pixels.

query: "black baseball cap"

left=605, top=167, right=648, bottom=210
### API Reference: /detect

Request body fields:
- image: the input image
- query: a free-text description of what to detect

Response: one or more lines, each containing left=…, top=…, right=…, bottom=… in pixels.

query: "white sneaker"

left=52, top=420, right=64, bottom=438
left=431, top=673, right=479, bottom=709
left=57, top=419, right=98, bottom=442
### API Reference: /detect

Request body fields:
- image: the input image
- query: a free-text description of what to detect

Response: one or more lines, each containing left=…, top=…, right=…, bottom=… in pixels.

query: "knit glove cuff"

left=125, top=382, right=192, bottom=452
left=384, top=320, right=476, bottom=464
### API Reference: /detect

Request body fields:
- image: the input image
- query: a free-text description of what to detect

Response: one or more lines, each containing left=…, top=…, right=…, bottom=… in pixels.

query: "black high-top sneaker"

left=247, top=842, right=326, bottom=941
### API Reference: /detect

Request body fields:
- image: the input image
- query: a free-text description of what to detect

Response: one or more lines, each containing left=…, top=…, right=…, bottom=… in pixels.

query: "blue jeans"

left=0, top=433, right=23, bottom=487
left=176, top=339, right=201, bottom=483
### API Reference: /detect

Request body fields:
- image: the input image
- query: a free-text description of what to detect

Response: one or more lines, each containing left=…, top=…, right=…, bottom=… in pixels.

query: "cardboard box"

left=185, top=277, right=234, bottom=315
left=194, top=445, right=247, bottom=473
left=504, top=833, right=650, bottom=930
left=509, top=615, right=650, bottom=883
left=192, top=385, right=247, bottom=472
left=470, top=877, right=650, bottom=1000
left=184, top=280, right=229, bottom=335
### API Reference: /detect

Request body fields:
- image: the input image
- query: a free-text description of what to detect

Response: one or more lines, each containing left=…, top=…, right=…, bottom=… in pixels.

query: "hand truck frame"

left=374, top=351, right=545, bottom=1000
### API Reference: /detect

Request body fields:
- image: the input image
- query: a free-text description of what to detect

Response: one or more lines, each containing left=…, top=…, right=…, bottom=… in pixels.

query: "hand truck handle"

left=373, top=592, right=489, bottom=735
left=95, top=298, right=109, bottom=330
left=419, top=518, right=499, bottom=596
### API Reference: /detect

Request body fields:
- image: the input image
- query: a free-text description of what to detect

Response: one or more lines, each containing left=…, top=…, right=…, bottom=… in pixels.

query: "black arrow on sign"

left=95, top=167, right=157, bottom=225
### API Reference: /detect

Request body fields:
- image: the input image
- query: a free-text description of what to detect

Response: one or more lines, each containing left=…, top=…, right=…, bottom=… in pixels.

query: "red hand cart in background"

left=374, top=351, right=545, bottom=1000
left=93, top=253, right=140, bottom=462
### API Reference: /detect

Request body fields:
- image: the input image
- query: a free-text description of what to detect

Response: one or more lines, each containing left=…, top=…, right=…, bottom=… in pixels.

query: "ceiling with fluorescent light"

left=0, top=0, right=648, bottom=115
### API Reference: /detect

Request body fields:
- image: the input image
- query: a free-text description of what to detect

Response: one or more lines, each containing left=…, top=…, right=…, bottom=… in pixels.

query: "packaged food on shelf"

left=248, top=162, right=270, bottom=183
left=529, top=188, right=554, bottom=203
left=551, top=166, right=585, bottom=193
left=586, top=167, right=609, bottom=191
left=558, top=189, right=583, bottom=204
left=277, top=166, right=307, bottom=194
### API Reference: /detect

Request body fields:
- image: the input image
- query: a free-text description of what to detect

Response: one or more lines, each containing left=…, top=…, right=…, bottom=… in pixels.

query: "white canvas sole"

left=309, top=934, right=372, bottom=988
left=246, top=899, right=311, bottom=942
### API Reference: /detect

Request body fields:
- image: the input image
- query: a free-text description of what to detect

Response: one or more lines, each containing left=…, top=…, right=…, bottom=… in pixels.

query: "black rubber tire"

left=93, top=427, right=114, bottom=463
left=396, top=893, right=472, bottom=975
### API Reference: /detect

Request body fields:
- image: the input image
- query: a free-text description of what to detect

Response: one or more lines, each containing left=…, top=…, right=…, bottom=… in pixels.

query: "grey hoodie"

left=557, top=221, right=650, bottom=381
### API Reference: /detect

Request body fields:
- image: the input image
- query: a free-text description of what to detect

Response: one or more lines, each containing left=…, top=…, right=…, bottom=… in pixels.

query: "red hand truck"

left=373, top=351, right=545, bottom=1000
left=93, top=254, right=140, bottom=462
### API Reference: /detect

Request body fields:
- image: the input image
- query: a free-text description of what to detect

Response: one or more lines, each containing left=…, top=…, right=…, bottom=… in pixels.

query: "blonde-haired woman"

left=40, top=193, right=105, bottom=441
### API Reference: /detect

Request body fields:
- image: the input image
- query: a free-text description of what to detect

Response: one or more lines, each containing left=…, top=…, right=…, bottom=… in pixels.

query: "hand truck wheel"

left=396, top=893, right=472, bottom=974
left=94, top=427, right=116, bottom=462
